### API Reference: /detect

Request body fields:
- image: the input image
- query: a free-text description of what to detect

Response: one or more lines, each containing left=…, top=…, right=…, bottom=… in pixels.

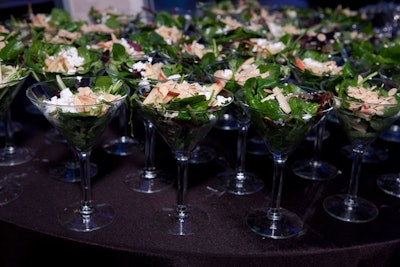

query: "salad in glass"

left=28, top=76, right=128, bottom=151
left=239, top=78, right=333, bottom=154
left=134, top=80, right=233, bottom=152
left=332, top=74, right=400, bottom=144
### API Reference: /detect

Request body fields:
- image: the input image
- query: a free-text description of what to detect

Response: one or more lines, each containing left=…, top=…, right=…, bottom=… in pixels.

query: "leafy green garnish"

left=239, top=78, right=332, bottom=154
left=44, top=76, right=128, bottom=151
left=24, top=36, right=104, bottom=81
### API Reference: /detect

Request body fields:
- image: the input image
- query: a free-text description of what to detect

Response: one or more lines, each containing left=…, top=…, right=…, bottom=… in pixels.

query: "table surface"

left=1, top=76, right=400, bottom=267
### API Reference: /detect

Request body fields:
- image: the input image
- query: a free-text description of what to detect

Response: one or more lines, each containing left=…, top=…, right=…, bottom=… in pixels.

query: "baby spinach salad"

left=238, top=78, right=333, bottom=154
left=24, top=34, right=104, bottom=81
left=0, top=37, right=25, bottom=63
left=105, top=43, right=188, bottom=84
left=39, top=76, right=127, bottom=151
left=208, top=57, right=291, bottom=93
left=136, top=80, right=232, bottom=125
left=0, top=64, right=30, bottom=116
left=134, top=80, right=233, bottom=152
left=332, top=73, right=400, bottom=140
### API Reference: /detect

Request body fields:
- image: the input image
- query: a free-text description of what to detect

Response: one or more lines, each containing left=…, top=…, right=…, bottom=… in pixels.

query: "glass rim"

left=0, top=71, right=30, bottom=86
left=333, top=94, right=399, bottom=107
left=332, top=77, right=400, bottom=106
left=235, top=88, right=333, bottom=115
left=26, top=76, right=130, bottom=108
left=134, top=80, right=234, bottom=112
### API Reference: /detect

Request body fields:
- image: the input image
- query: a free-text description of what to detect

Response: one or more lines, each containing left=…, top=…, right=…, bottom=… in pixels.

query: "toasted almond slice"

left=273, top=87, right=291, bottom=114
left=236, top=57, right=255, bottom=74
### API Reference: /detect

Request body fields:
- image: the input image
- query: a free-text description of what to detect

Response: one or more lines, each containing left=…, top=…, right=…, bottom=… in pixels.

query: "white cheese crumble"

left=45, top=47, right=85, bottom=74
left=60, top=48, right=84, bottom=69
left=302, top=114, right=312, bottom=121
left=44, top=88, right=78, bottom=113
left=43, top=87, right=120, bottom=114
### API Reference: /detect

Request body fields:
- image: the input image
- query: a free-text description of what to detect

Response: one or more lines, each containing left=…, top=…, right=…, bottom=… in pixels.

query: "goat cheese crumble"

left=43, top=87, right=121, bottom=114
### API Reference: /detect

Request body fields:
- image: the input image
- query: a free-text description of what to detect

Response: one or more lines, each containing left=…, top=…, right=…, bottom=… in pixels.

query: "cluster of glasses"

left=3, top=0, right=400, bottom=242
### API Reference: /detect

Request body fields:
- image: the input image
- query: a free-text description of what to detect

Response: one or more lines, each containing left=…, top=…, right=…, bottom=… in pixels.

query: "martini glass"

left=209, top=60, right=290, bottom=195
left=216, top=105, right=264, bottom=195
left=376, top=66, right=400, bottom=197
left=134, top=80, right=233, bottom=235
left=236, top=80, right=333, bottom=239
left=323, top=77, right=400, bottom=223
left=26, top=76, right=129, bottom=232
left=288, top=54, right=356, bottom=181
left=29, top=100, right=99, bottom=183
left=0, top=72, right=30, bottom=205
left=0, top=75, right=35, bottom=167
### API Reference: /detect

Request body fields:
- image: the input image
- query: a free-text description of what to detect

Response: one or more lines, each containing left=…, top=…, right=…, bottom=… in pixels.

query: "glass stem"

left=346, top=146, right=364, bottom=206
left=312, top=118, right=326, bottom=163
left=143, top=119, right=157, bottom=179
left=235, top=119, right=250, bottom=178
left=268, top=153, right=288, bottom=221
left=3, top=109, right=16, bottom=155
left=175, top=152, right=190, bottom=219
left=118, top=103, right=126, bottom=136
left=76, top=148, right=93, bottom=216
left=119, top=103, right=129, bottom=136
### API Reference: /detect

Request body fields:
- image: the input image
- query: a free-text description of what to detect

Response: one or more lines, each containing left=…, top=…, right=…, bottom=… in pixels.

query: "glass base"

left=292, top=159, right=339, bottom=181
left=0, top=147, right=35, bottom=166
left=218, top=171, right=264, bottom=195
left=58, top=200, right=115, bottom=232
left=323, top=194, right=379, bottom=223
left=155, top=205, right=209, bottom=236
left=102, top=136, right=143, bottom=156
left=246, top=208, right=304, bottom=239
left=379, top=124, right=400, bottom=143
left=0, top=176, right=22, bottom=206
left=213, top=114, right=239, bottom=131
left=189, top=145, right=216, bottom=164
left=341, top=144, right=388, bottom=163
left=124, top=170, right=174, bottom=193
left=49, top=161, right=98, bottom=183
left=246, top=136, right=269, bottom=155
left=377, top=173, right=400, bottom=198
